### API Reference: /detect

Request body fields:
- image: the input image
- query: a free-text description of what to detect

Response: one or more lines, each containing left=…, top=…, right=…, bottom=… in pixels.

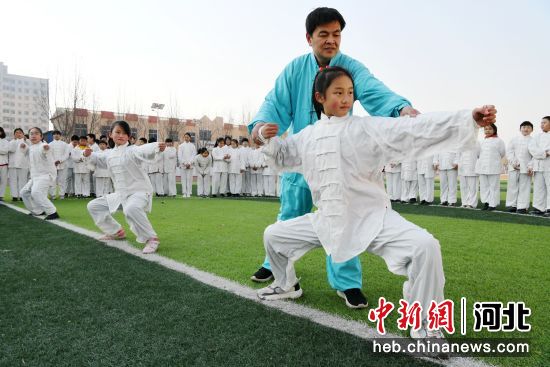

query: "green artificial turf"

left=0, top=206, right=438, bottom=367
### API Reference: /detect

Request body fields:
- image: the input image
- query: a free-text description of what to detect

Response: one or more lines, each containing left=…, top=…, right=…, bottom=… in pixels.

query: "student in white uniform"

left=87, top=134, right=99, bottom=197
left=505, top=121, right=534, bottom=213
left=48, top=130, right=71, bottom=200
left=476, top=124, right=506, bottom=211
left=434, top=151, right=458, bottom=206
left=211, top=137, right=230, bottom=197
left=240, top=138, right=252, bottom=196
left=86, top=121, right=167, bottom=254
left=65, top=135, right=79, bottom=197
left=458, top=142, right=481, bottom=208
left=417, top=155, right=435, bottom=205
left=178, top=133, right=196, bottom=198
left=228, top=139, right=245, bottom=196
left=0, top=127, right=9, bottom=200
left=72, top=136, right=91, bottom=198
left=20, top=127, right=59, bottom=220
left=262, top=157, right=277, bottom=197
left=384, top=162, right=401, bottom=202
left=194, top=147, right=212, bottom=198
left=8, top=128, right=30, bottom=201
left=93, top=140, right=112, bottom=197
left=528, top=116, right=550, bottom=216
left=147, top=139, right=164, bottom=197
left=250, top=146, right=264, bottom=196
left=400, top=159, right=417, bottom=203
left=162, top=138, right=178, bottom=197
left=256, top=67, right=497, bottom=339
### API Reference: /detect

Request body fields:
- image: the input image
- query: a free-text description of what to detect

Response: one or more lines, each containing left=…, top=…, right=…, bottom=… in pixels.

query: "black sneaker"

left=420, top=200, right=427, bottom=205
left=250, top=267, right=274, bottom=282
left=517, top=209, right=528, bottom=214
left=544, top=210, right=550, bottom=218
left=409, top=198, right=417, bottom=204
left=481, top=203, right=489, bottom=210
left=488, top=206, right=496, bottom=211
left=12, top=197, right=19, bottom=202
left=45, top=212, right=60, bottom=220
left=441, top=201, right=448, bottom=206
left=211, top=194, right=217, bottom=198
left=507, top=207, right=517, bottom=213
left=530, top=209, right=544, bottom=216
left=336, top=288, right=368, bottom=309
left=28, top=211, right=46, bottom=216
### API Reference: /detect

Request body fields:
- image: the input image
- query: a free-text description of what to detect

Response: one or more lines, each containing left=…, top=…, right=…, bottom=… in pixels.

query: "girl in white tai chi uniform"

left=256, top=67, right=497, bottom=339
left=85, top=121, right=166, bottom=254
left=20, top=127, right=59, bottom=220
left=475, top=124, right=505, bottom=211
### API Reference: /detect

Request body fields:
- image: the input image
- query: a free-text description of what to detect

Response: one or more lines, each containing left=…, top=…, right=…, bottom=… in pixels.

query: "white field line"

left=1, top=202, right=493, bottom=367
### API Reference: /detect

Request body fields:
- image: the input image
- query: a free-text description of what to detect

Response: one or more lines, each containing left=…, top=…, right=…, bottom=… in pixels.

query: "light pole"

left=151, top=102, right=164, bottom=141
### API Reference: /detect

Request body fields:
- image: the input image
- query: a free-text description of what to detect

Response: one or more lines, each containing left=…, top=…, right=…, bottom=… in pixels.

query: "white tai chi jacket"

left=262, top=110, right=479, bottom=263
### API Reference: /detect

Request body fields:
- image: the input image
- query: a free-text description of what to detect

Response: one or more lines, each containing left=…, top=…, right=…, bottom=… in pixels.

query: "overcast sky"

left=1, top=0, right=548, bottom=141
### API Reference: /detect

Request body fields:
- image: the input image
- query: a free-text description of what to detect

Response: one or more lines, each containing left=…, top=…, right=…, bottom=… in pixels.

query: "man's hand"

left=252, top=123, right=279, bottom=145
left=55, top=160, right=60, bottom=166
left=43, top=144, right=50, bottom=151
left=452, top=164, right=458, bottom=170
left=158, top=142, right=166, bottom=152
left=20, top=143, right=26, bottom=149
left=400, top=106, right=421, bottom=117
left=473, top=105, right=497, bottom=127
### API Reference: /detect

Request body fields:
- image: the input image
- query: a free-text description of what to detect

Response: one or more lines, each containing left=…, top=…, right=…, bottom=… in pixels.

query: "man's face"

left=306, top=21, right=342, bottom=66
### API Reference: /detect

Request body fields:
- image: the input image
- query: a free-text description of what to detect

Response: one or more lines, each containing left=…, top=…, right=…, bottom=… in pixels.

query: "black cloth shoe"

left=250, top=267, right=273, bottom=282
left=507, top=207, right=517, bottom=213
left=28, top=212, right=46, bottom=216
left=488, top=206, right=496, bottom=211
left=481, top=203, right=489, bottom=210
left=45, top=212, right=60, bottom=220
left=517, top=209, right=528, bottom=214
left=12, top=197, right=19, bottom=202
left=409, top=198, right=417, bottom=204
left=529, top=209, right=544, bottom=216
left=441, top=201, right=448, bottom=206
left=545, top=210, right=550, bottom=218
left=337, top=288, right=368, bottom=309
left=420, top=200, right=427, bottom=205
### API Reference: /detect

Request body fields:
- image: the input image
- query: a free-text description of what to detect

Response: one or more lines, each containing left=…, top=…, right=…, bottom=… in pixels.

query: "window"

left=199, top=129, right=211, bottom=141
left=148, top=129, right=158, bottom=142
left=100, top=125, right=110, bottom=138
left=168, top=131, right=179, bottom=142
left=74, top=123, right=87, bottom=137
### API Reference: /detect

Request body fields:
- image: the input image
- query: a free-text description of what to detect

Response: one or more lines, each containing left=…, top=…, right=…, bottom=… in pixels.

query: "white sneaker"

left=411, top=323, right=449, bottom=359
left=257, top=283, right=303, bottom=301
left=142, top=238, right=160, bottom=254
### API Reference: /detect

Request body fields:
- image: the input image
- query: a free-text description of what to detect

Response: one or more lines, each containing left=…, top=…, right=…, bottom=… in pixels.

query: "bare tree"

left=50, top=68, right=86, bottom=139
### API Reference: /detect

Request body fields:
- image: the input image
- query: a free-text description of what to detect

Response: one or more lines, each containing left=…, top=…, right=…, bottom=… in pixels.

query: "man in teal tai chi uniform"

left=248, top=7, right=420, bottom=308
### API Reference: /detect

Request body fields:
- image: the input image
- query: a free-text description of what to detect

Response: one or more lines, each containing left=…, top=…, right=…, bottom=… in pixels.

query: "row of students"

left=383, top=119, right=550, bottom=216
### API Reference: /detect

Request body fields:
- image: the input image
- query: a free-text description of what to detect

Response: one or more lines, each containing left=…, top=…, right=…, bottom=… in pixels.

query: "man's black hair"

left=306, top=7, right=346, bottom=36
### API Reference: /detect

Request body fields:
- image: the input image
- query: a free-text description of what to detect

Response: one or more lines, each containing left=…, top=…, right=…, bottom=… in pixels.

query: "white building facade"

left=0, top=62, right=49, bottom=138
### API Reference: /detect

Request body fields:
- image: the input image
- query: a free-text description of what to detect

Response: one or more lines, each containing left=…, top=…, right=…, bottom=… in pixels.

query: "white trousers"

left=211, top=172, right=228, bottom=195
left=417, top=174, right=434, bottom=203
left=74, top=172, right=91, bottom=196
left=181, top=169, right=193, bottom=197
left=95, top=177, right=112, bottom=197
left=243, top=170, right=252, bottom=194
left=196, top=174, right=211, bottom=196
left=149, top=173, right=164, bottom=195
left=0, top=166, right=8, bottom=198
left=163, top=172, right=177, bottom=197
left=229, top=172, right=243, bottom=194
left=8, top=167, right=29, bottom=199
left=401, top=180, right=418, bottom=201
left=89, top=171, right=96, bottom=195
left=533, top=171, right=550, bottom=211
left=479, top=174, right=500, bottom=207
left=49, top=168, right=68, bottom=198
left=264, top=209, right=445, bottom=320
left=21, top=175, right=57, bottom=215
left=87, top=192, right=157, bottom=243
left=505, top=170, right=532, bottom=209
left=250, top=174, right=263, bottom=196
left=459, top=176, right=479, bottom=207
left=263, top=175, right=276, bottom=197
left=385, top=172, right=401, bottom=200
left=439, top=169, right=458, bottom=204
left=65, top=168, right=75, bottom=195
